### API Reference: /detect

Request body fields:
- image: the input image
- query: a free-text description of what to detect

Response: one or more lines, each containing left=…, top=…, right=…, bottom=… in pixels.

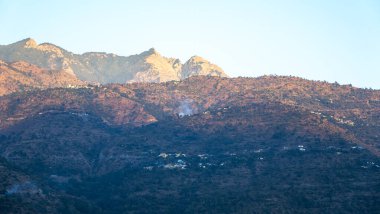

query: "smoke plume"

left=177, top=99, right=197, bottom=117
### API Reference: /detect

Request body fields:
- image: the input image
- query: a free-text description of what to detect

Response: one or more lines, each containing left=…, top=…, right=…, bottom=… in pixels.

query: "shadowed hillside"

left=0, top=76, right=379, bottom=213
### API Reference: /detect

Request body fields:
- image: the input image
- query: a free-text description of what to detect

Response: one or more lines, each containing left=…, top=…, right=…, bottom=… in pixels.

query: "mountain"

left=181, top=55, right=227, bottom=78
left=0, top=60, right=84, bottom=96
left=0, top=38, right=228, bottom=84
left=0, top=76, right=379, bottom=213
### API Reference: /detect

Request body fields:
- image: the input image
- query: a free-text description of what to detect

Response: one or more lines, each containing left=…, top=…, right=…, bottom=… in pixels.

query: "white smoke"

left=177, top=99, right=197, bottom=118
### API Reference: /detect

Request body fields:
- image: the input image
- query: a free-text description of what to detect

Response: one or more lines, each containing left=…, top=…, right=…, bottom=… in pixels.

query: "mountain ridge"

left=0, top=38, right=228, bottom=84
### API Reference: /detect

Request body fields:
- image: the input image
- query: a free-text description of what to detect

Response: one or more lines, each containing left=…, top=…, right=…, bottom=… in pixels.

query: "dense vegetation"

left=0, top=76, right=379, bottom=213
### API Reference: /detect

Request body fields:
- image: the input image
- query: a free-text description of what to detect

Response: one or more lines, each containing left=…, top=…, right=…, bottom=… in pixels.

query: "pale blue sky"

left=0, top=0, right=379, bottom=88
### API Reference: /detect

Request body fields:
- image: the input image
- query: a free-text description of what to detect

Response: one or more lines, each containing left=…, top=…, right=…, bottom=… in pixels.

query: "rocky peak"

left=128, top=48, right=181, bottom=83
left=11, top=38, right=38, bottom=48
left=7, top=38, right=66, bottom=56
left=188, top=55, right=206, bottom=63
left=139, top=48, right=160, bottom=58
left=148, top=48, right=158, bottom=54
left=36, top=43, right=66, bottom=56
left=181, top=55, right=228, bottom=79
left=0, top=38, right=229, bottom=83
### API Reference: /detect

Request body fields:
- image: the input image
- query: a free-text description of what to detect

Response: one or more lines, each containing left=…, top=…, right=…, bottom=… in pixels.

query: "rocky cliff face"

left=124, top=48, right=181, bottom=83
left=0, top=38, right=228, bottom=84
left=0, top=38, right=76, bottom=75
left=181, top=56, right=228, bottom=78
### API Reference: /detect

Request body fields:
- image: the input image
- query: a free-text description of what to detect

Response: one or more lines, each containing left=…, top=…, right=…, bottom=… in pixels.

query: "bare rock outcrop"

left=0, top=38, right=228, bottom=84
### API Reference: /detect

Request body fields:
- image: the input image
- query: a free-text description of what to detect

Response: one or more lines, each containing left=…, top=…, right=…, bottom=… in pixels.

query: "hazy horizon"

left=0, top=0, right=379, bottom=88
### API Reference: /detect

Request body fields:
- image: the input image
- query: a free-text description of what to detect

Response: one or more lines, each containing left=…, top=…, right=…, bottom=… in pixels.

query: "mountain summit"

left=182, top=55, right=228, bottom=79
left=0, top=38, right=228, bottom=83
left=10, top=38, right=38, bottom=48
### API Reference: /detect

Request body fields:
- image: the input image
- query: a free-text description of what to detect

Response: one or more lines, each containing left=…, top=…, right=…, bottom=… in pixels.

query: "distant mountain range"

left=0, top=38, right=227, bottom=84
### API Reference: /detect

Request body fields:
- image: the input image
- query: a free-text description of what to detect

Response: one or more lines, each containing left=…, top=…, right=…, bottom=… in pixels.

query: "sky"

left=0, top=0, right=379, bottom=88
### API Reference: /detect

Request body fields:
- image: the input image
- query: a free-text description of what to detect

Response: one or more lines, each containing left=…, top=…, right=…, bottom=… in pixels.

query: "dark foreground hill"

left=0, top=76, right=379, bottom=213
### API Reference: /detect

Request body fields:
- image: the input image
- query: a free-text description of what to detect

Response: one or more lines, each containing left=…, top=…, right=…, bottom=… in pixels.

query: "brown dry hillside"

left=114, top=76, right=380, bottom=155
left=0, top=76, right=379, bottom=213
left=1, top=76, right=379, bottom=155
left=0, top=60, right=84, bottom=96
